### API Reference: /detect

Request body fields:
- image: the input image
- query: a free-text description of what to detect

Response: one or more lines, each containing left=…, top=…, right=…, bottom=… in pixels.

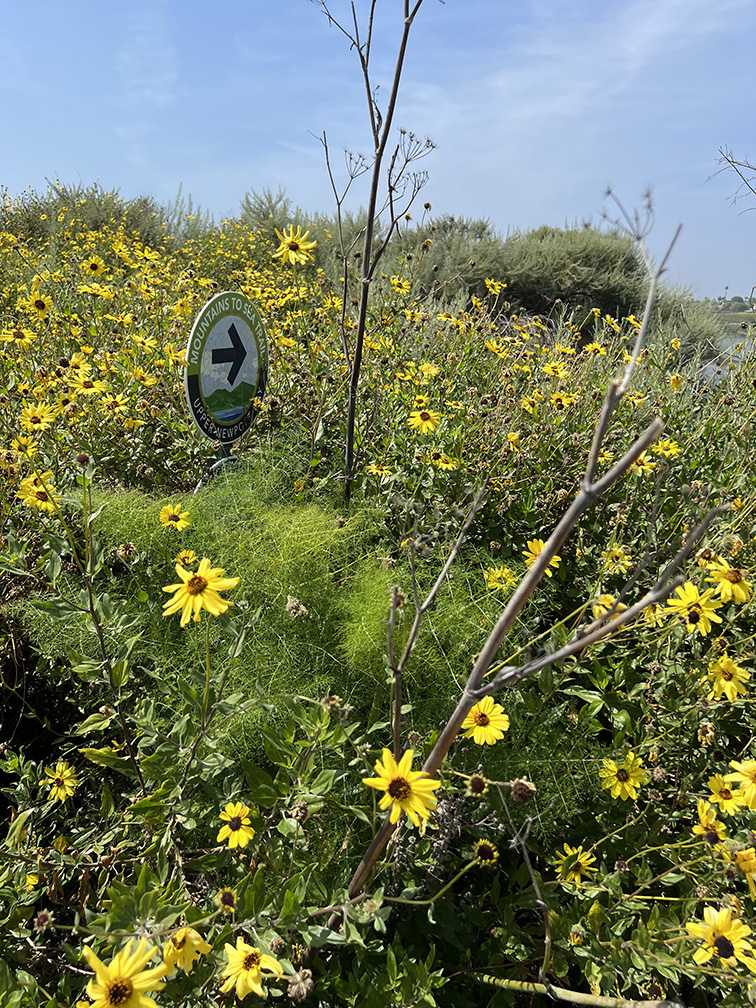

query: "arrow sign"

left=212, top=322, right=247, bottom=385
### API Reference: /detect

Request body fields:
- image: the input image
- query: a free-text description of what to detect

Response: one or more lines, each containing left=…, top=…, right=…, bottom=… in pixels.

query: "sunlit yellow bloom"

left=583, top=341, right=607, bottom=356
left=44, top=760, right=79, bottom=802
left=664, top=583, right=722, bottom=636
left=22, top=291, right=53, bottom=319
left=629, top=451, right=656, bottom=475
left=550, top=392, right=577, bottom=411
left=272, top=225, right=317, bottom=266
left=552, top=843, right=597, bottom=887
left=1, top=326, right=37, bottom=348
left=82, top=938, right=169, bottom=1008
left=592, top=594, right=628, bottom=621
left=362, top=749, right=441, bottom=827
left=11, top=435, right=38, bottom=456
left=668, top=372, right=683, bottom=392
left=651, top=438, right=681, bottom=458
left=736, top=848, right=756, bottom=898
left=484, top=566, right=516, bottom=591
left=522, top=538, right=561, bottom=577
left=707, top=774, right=746, bottom=815
left=707, top=653, right=750, bottom=702
left=601, top=545, right=631, bottom=574
left=159, top=504, right=190, bottom=531
left=162, top=557, right=240, bottom=626
left=599, top=752, right=647, bottom=800
left=221, top=936, right=284, bottom=1000
left=163, top=927, right=211, bottom=973
left=727, top=760, right=756, bottom=809
left=81, top=255, right=107, bottom=277
left=462, top=696, right=510, bottom=745
left=542, top=360, right=569, bottom=379
left=484, top=278, right=506, bottom=295
left=217, top=801, right=256, bottom=849
left=71, top=374, right=108, bottom=396
left=19, top=402, right=58, bottom=432
left=17, top=471, right=61, bottom=513
left=686, top=906, right=756, bottom=971
left=692, top=799, right=726, bottom=848
left=407, top=409, right=442, bottom=434
left=705, top=560, right=751, bottom=604
left=174, top=549, right=197, bottom=567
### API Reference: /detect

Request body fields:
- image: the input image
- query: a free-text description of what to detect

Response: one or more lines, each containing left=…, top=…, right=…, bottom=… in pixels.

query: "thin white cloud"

left=116, top=7, right=179, bottom=110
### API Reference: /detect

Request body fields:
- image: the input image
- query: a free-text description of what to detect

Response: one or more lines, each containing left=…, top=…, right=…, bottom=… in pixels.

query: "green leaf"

left=32, top=597, right=82, bottom=619
left=79, top=747, right=137, bottom=776
left=4, top=809, right=33, bottom=849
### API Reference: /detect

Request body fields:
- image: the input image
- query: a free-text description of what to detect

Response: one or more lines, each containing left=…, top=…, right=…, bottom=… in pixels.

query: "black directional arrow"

left=211, top=323, right=247, bottom=386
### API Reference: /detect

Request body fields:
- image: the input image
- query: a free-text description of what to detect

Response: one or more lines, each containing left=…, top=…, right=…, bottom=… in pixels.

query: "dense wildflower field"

left=1, top=187, right=756, bottom=1007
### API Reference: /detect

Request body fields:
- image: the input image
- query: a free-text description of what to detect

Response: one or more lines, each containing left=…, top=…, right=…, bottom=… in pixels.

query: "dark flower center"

left=287, top=241, right=300, bottom=251
left=168, top=513, right=179, bottom=522
left=719, top=788, right=733, bottom=800
left=725, top=569, right=743, bottom=583
left=704, top=829, right=719, bottom=845
left=473, top=712, right=490, bottom=726
left=713, top=935, right=735, bottom=959
left=616, top=769, right=630, bottom=782
left=688, top=607, right=701, bottom=623
left=34, top=299, right=46, bottom=311
left=187, top=575, right=208, bottom=596
left=53, top=777, right=64, bottom=788
left=228, top=816, right=243, bottom=831
left=220, top=890, right=235, bottom=908
left=387, top=776, right=411, bottom=801
left=469, top=776, right=486, bottom=794
left=419, top=411, right=430, bottom=421
left=105, top=979, right=133, bottom=1006
left=243, top=950, right=261, bottom=971
left=722, top=670, right=733, bottom=681
left=477, top=843, right=495, bottom=861
left=172, top=934, right=186, bottom=950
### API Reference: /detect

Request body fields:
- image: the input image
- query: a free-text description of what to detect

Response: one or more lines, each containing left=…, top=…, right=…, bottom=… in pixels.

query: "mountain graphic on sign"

left=204, top=381, right=257, bottom=413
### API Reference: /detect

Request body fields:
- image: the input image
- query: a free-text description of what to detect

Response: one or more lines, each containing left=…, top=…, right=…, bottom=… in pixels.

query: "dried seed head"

left=510, top=777, right=537, bottom=804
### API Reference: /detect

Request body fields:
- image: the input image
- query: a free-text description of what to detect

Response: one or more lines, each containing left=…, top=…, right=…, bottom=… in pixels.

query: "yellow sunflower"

left=82, top=938, right=169, bottom=1008
left=272, top=225, right=317, bottom=266
left=664, top=583, right=722, bottom=636
left=158, top=504, right=190, bottom=531
left=162, top=927, right=211, bottom=974
left=707, top=774, right=746, bottom=815
left=552, top=843, right=597, bottom=887
left=707, top=653, right=750, bottom=702
left=726, top=760, right=756, bottom=809
left=162, top=557, right=240, bottom=626
left=686, top=906, right=756, bottom=971
left=599, top=751, right=647, bottom=801
left=522, top=538, right=561, bottom=577
left=221, top=937, right=284, bottom=999
left=217, top=801, right=256, bottom=849
left=44, top=760, right=79, bottom=802
left=461, top=696, right=510, bottom=745
left=705, top=560, right=751, bottom=604
left=362, top=749, right=441, bottom=827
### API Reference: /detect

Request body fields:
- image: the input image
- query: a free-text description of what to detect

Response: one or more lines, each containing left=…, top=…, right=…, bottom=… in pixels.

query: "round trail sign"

left=184, top=291, right=268, bottom=443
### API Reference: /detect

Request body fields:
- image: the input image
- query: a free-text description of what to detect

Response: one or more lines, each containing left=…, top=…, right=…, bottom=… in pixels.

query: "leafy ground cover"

left=1, top=186, right=756, bottom=1007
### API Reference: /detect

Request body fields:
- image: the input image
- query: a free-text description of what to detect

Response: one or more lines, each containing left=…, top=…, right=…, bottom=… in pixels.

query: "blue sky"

left=2, top=0, right=754, bottom=297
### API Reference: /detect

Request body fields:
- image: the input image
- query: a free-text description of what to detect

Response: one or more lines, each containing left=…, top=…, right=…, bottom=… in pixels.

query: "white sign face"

left=184, top=291, right=268, bottom=443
